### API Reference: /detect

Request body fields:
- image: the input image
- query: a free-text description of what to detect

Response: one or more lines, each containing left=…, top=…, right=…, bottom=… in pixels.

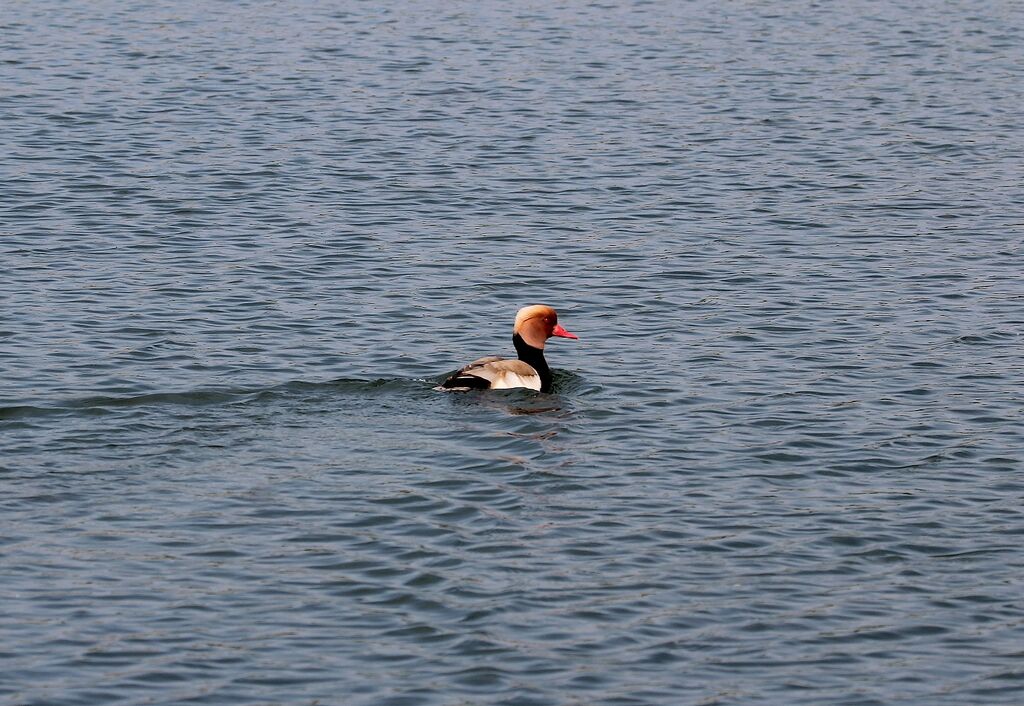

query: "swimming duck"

left=440, top=305, right=578, bottom=393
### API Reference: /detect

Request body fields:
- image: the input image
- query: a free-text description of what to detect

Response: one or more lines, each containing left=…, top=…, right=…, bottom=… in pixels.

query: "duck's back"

left=440, top=357, right=542, bottom=391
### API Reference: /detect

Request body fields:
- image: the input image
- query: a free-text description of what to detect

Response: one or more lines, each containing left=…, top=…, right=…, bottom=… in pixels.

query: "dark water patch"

left=0, top=378, right=436, bottom=422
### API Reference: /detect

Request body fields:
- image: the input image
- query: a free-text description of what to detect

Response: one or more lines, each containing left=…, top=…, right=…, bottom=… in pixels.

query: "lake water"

left=2, top=1, right=1023, bottom=704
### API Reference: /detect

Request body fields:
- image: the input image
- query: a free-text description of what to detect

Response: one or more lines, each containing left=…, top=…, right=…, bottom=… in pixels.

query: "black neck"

left=513, top=333, right=552, bottom=393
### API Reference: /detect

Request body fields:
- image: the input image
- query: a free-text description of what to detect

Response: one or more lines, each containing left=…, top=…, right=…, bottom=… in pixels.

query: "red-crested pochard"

left=440, top=305, right=578, bottom=393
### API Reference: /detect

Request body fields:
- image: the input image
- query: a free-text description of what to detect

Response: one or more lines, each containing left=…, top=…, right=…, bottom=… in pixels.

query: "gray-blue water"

left=3, top=1, right=1023, bottom=704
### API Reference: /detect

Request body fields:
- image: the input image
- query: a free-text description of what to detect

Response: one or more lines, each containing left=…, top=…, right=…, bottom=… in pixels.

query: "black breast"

left=513, top=334, right=552, bottom=392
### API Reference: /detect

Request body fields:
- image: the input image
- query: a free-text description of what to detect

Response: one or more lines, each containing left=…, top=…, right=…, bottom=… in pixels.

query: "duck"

left=440, top=305, right=578, bottom=393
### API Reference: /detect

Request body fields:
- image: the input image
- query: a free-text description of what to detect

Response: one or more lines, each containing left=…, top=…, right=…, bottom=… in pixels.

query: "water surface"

left=2, top=1, right=1023, bottom=704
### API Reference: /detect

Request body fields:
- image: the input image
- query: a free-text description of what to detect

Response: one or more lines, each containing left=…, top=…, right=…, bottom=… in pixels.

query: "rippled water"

left=3, top=1, right=1023, bottom=704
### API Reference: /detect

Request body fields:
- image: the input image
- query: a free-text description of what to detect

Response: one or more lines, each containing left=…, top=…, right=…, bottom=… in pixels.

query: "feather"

left=440, top=358, right=541, bottom=391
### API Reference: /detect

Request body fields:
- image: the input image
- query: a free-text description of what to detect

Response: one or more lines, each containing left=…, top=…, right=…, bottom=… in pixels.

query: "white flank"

left=489, top=371, right=542, bottom=391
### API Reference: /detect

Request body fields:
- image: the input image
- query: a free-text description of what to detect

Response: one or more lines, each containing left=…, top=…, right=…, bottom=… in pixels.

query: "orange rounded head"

left=513, top=305, right=579, bottom=348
